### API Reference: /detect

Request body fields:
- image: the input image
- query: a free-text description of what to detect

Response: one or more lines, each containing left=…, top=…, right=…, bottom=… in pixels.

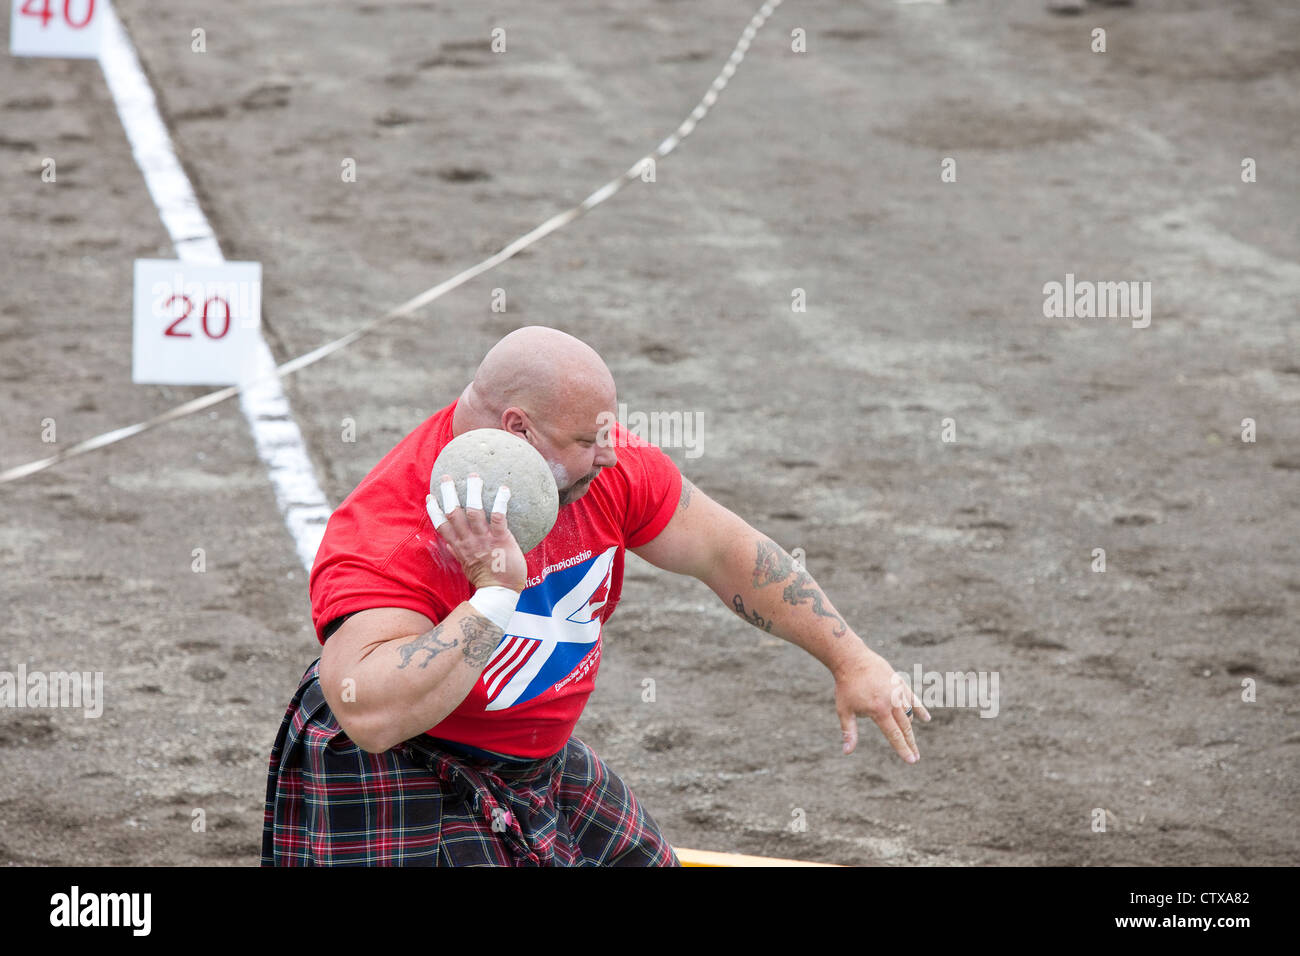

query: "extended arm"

left=632, top=479, right=929, bottom=762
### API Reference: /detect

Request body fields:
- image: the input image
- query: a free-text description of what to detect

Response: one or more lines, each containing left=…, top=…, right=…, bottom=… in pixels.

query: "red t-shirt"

left=309, top=399, right=682, bottom=758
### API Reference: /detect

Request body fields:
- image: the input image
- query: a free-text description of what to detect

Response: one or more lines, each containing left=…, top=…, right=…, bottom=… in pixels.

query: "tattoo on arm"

left=731, top=594, right=774, bottom=632
left=747, top=539, right=849, bottom=638
left=396, top=614, right=505, bottom=670
left=397, top=622, right=460, bottom=669
left=677, top=478, right=695, bottom=514
left=782, top=570, right=849, bottom=638
left=460, top=615, right=505, bottom=667
left=752, top=538, right=794, bottom=587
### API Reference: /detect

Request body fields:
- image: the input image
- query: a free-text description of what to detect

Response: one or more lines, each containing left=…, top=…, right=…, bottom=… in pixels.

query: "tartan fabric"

left=261, top=660, right=679, bottom=866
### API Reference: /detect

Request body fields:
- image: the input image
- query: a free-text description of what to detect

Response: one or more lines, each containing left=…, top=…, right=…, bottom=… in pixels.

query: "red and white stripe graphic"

left=482, top=637, right=540, bottom=703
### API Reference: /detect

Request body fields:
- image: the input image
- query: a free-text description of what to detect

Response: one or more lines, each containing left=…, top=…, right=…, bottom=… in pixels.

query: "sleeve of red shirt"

left=310, top=546, right=455, bottom=644
left=616, top=423, right=684, bottom=549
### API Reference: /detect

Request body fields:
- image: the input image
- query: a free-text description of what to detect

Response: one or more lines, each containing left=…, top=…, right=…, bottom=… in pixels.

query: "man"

left=262, top=326, right=928, bottom=866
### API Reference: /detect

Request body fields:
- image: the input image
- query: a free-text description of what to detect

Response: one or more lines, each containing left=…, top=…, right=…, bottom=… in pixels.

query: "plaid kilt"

left=261, top=660, right=679, bottom=866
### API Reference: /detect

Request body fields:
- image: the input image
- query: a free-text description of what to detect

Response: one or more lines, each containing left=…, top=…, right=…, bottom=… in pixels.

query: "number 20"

left=163, top=294, right=232, bottom=340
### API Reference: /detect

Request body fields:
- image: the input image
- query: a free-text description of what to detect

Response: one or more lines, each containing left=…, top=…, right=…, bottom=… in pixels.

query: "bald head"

left=452, top=327, right=619, bottom=506
left=461, top=326, right=614, bottom=423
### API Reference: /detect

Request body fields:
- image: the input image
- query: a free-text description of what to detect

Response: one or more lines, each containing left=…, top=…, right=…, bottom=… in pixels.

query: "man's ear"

left=500, top=406, right=534, bottom=443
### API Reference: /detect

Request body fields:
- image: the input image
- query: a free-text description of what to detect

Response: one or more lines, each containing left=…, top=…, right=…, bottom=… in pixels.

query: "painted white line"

left=0, top=0, right=786, bottom=500
left=97, top=2, right=330, bottom=571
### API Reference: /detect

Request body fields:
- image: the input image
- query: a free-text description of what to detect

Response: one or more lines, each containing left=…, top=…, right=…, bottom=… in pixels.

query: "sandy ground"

left=1, top=0, right=1297, bottom=866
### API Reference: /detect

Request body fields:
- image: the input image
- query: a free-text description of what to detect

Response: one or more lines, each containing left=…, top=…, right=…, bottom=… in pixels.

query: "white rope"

left=1, top=0, right=785, bottom=486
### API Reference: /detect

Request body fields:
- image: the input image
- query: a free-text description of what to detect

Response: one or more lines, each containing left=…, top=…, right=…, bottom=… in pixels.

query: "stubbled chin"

left=559, top=481, right=593, bottom=507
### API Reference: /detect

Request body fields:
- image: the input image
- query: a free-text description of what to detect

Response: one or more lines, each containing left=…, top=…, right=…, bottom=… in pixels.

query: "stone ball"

left=430, top=428, right=559, bottom=553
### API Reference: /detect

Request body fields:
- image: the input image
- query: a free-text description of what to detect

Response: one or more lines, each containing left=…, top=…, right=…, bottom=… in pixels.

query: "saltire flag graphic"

left=481, top=546, right=617, bottom=710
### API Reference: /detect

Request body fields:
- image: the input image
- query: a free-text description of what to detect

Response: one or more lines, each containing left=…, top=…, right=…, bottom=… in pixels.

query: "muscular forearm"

left=708, top=531, right=871, bottom=677
left=635, top=482, right=925, bottom=761
left=320, top=602, right=505, bottom=753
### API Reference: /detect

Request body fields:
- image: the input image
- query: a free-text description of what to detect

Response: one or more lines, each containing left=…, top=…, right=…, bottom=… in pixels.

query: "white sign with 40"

left=10, top=0, right=102, bottom=58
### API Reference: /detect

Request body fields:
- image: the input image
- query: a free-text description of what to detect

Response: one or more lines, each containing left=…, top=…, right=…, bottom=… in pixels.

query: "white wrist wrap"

left=468, top=586, right=519, bottom=632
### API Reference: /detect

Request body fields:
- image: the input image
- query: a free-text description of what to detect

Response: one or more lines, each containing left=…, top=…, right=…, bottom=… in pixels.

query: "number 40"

left=20, top=0, right=96, bottom=29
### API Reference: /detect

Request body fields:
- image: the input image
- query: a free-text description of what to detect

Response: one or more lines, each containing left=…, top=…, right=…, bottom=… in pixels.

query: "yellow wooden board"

left=674, top=847, right=841, bottom=867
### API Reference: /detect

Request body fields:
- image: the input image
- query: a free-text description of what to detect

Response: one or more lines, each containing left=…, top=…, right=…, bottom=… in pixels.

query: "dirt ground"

left=1, top=0, right=1297, bottom=866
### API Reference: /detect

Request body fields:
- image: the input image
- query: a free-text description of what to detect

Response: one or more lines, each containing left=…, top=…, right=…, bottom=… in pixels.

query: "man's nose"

left=594, top=441, right=617, bottom=468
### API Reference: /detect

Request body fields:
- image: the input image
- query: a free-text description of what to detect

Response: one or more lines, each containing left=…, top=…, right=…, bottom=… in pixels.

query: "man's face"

left=521, top=394, right=618, bottom=507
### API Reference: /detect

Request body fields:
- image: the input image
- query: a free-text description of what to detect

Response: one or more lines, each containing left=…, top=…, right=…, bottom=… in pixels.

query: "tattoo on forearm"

left=752, top=538, right=794, bottom=587
left=732, top=594, right=774, bottom=632
left=460, top=615, right=505, bottom=667
left=397, top=622, right=459, bottom=669
left=748, top=539, right=849, bottom=639
left=783, top=570, right=849, bottom=638
left=396, top=614, right=505, bottom=670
